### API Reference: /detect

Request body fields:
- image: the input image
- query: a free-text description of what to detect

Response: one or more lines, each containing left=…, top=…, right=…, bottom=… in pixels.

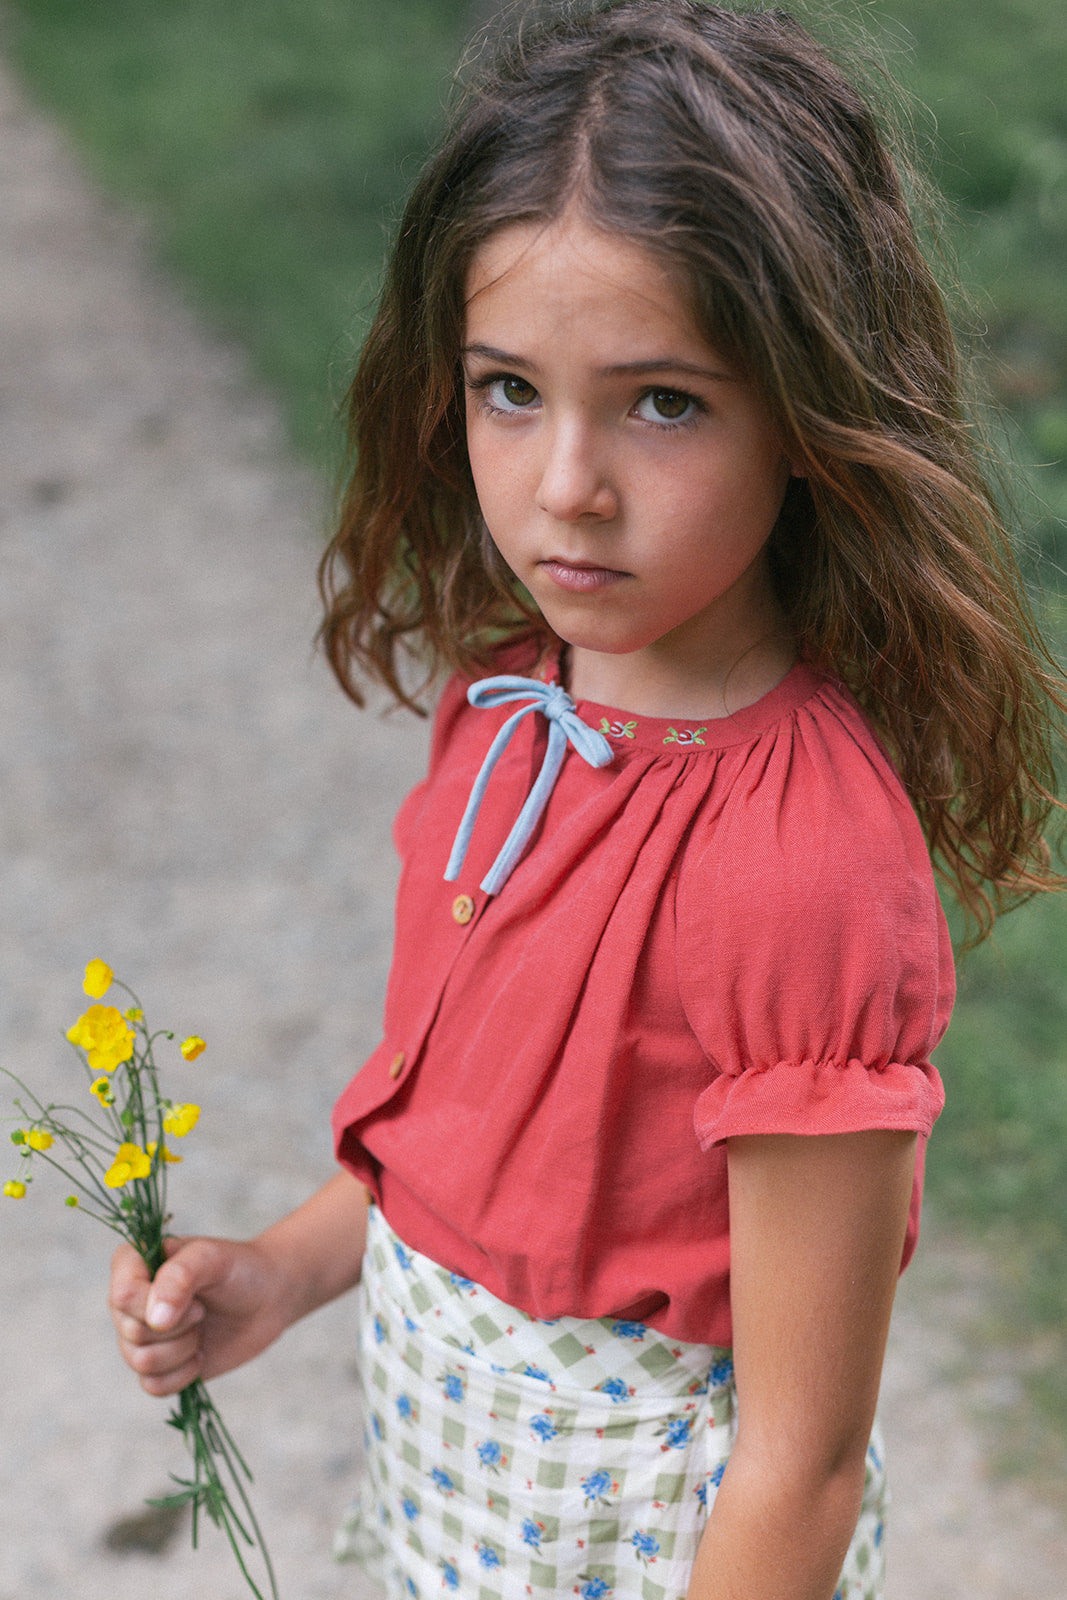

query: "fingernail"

left=147, top=1300, right=177, bottom=1330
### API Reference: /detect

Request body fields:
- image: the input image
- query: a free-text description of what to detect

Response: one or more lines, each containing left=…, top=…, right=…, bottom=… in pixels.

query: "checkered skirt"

left=336, top=1204, right=887, bottom=1599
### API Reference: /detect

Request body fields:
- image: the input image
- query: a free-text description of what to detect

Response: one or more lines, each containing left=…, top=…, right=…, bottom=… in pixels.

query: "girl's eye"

left=634, top=388, right=699, bottom=425
left=486, top=374, right=539, bottom=411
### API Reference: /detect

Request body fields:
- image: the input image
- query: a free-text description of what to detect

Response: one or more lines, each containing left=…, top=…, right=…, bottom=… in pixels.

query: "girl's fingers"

left=126, top=1326, right=201, bottom=1381
left=138, top=1358, right=203, bottom=1399
left=108, top=1236, right=206, bottom=1343
left=141, top=1237, right=226, bottom=1333
left=110, top=1235, right=267, bottom=1387
left=114, top=1300, right=204, bottom=1348
left=108, top=1241, right=152, bottom=1323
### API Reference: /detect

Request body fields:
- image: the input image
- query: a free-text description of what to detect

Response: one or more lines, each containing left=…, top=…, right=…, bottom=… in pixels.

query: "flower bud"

left=82, top=959, right=114, bottom=999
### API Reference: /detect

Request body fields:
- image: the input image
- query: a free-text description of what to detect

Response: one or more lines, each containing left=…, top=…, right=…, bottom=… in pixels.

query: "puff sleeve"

left=680, top=686, right=953, bottom=1149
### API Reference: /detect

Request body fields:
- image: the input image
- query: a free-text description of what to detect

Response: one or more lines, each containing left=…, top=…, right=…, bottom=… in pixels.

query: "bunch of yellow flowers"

left=3, top=963, right=277, bottom=1600
left=4, top=962, right=202, bottom=1239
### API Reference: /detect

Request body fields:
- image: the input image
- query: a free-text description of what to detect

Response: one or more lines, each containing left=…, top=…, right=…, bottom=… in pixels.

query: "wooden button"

left=388, top=1050, right=406, bottom=1080
left=451, top=893, right=475, bottom=925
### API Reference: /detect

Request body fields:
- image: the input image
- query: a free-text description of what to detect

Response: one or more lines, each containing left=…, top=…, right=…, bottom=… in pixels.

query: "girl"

left=109, top=4, right=1064, bottom=1598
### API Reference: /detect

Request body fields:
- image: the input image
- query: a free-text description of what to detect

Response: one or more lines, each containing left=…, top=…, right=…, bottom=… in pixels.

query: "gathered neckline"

left=529, top=645, right=826, bottom=754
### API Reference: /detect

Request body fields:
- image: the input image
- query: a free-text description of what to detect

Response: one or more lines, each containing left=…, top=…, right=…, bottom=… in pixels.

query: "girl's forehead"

left=467, top=215, right=673, bottom=301
left=463, top=215, right=712, bottom=355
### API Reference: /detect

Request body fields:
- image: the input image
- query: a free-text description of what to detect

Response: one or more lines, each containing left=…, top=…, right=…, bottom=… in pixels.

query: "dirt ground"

left=1, top=52, right=1065, bottom=1600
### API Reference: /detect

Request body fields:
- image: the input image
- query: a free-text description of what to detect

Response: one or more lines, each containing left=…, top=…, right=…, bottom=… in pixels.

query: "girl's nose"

left=536, top=422, right=618, bottom=522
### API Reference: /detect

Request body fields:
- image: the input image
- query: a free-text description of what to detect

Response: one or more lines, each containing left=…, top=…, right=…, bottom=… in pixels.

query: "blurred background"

left=0, top=0, right=1064, bottom=1595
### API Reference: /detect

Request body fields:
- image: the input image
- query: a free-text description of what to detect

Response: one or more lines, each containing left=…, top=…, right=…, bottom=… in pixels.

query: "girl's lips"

left=539, top=559, right=630, bottom=593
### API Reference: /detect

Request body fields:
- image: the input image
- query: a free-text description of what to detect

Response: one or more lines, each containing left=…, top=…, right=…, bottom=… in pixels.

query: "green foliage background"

left=6, top=0, right=475, bottom=462
left=6, top=0, right=1067, bottom=1455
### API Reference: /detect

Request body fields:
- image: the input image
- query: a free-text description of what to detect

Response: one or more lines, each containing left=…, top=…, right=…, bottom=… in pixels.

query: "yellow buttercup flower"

left=5, top=967, right=277, bottom=1594
left=162, top=1103, right=200, bottom=1137
left=104, top=1142, right=151, bottom=1188
left=147, top=1140, right=182, bottom=1164
left=66, top=1004, right=135, bottom=1074
left=82, top=959, right=114, bottom=999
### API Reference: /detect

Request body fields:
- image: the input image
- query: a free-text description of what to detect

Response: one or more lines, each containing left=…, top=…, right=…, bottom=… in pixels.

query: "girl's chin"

left=538, top=620, right=656, bottom=665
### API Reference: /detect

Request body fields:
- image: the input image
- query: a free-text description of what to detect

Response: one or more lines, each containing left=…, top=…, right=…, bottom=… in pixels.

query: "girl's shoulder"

left=776, top=670, right=925, bottom=834
left=674, top=664, right=954, bottom=1062
left=669, top=657, right=949, bottom=973
left=671, top=663, right=935, bottom=880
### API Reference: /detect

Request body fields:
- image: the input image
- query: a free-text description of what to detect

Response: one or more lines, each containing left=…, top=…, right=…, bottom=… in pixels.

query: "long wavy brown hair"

left=319, top=0, right=1064, bottom=939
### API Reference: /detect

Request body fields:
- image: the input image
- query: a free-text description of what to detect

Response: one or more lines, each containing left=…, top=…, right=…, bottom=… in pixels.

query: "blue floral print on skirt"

left=336, top=1204, right=887, bottom=1599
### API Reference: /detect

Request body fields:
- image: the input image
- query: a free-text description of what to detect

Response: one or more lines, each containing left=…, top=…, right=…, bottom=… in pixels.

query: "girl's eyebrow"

left=604, top=358, right=736, bottom=383
left=462, top=343, right=734, bottom=383
left=462, top=342, right=537, bottom=370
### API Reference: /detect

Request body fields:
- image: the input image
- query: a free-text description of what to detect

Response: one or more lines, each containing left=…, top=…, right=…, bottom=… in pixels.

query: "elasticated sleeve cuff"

left=694, top=1056, right=945, bottom=1149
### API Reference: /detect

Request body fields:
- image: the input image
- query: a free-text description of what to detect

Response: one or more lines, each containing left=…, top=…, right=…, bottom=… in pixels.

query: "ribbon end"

left=443, top=849, right=463, bottom=884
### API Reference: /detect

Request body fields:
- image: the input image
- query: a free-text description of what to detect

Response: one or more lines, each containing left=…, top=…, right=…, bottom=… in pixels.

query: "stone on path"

left=1, top=53, right=1064, bottom=1600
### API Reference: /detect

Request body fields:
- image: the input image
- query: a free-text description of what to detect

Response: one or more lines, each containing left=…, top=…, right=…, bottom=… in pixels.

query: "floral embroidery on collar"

left=599, top=717, right=638, bottom=740
left=663, top=726, right=707, bottom=747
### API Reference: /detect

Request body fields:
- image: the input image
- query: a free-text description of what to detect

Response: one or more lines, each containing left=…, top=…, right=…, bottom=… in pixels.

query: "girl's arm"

left=686, top=1130, right=916, bottom=1600
left=109, top=1169, right=371, bottom=1396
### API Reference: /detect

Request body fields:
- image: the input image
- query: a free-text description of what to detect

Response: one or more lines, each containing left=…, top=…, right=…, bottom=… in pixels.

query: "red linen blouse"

left=332, top=649, right=953, bottom=1347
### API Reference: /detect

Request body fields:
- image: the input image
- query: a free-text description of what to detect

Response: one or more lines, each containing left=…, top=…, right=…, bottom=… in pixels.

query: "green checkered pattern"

left=336, top=1205, right=886, bottom=1599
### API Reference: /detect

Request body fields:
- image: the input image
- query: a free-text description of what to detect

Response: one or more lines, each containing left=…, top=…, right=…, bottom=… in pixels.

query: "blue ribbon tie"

left=444, top=674, right=614, bottom=896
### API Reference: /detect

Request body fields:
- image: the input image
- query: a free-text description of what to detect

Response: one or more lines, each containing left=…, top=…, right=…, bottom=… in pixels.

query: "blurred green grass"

left=6, top=0, right=471, bottom=464
left=6, top=0, right=1067, bottom=1457
left=874, top=0, right=1067, bottom=568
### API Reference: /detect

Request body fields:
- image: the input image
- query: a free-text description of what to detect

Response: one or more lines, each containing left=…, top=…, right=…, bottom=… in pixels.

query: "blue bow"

left=444, top=675, right=614, bottom=896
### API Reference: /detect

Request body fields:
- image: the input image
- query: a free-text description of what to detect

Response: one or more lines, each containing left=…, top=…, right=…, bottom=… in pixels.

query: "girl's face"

left=462, top=214, right=796, bottom=716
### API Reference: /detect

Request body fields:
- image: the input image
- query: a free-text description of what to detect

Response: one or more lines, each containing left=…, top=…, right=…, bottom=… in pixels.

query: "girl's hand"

left=109, top=1234, right=295, bottom=1396
left=108, top=1171, right=371, bottom=1397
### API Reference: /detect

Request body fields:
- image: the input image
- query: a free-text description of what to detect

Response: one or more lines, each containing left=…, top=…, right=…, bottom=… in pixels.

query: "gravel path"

left=1, top=56, right=1065, bottom=1600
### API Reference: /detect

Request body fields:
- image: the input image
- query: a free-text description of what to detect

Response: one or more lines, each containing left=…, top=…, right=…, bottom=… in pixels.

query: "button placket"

left=382, top=888, right=482, bottom=1097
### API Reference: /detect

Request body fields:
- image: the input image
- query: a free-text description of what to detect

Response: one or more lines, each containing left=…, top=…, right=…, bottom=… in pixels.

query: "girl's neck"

left=561, top=632, right=797, bottom=722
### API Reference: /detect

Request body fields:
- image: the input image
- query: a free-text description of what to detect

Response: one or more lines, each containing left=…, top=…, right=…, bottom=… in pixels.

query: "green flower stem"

left=40, top=1105, right=123, bottom=1152
left=6, top=1084, right=125, bottom=1213
left=150, top=1379, right=280, bottom=1600
left=37, top=1121, right=126, bottom=1210
left=113, top=979, right=144, bottom=1014
left=8, top=1070, right=121, bottom=1146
